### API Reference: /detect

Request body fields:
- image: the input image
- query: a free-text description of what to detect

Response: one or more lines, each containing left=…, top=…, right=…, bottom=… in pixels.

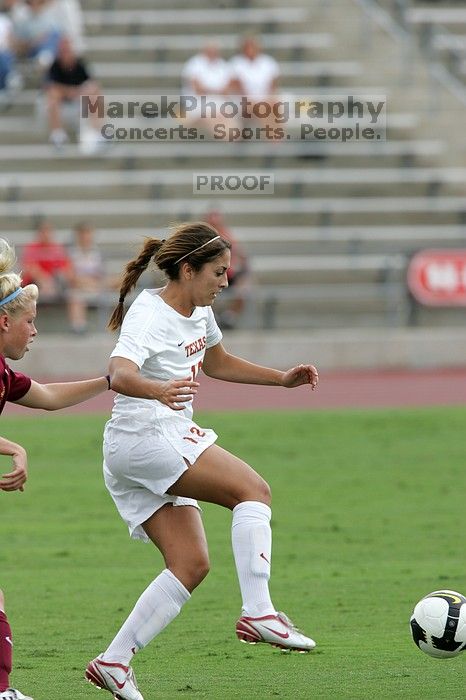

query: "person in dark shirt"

left=0, top=237, right=111, bottom=700
left=45, top=34, right=101, bottom=151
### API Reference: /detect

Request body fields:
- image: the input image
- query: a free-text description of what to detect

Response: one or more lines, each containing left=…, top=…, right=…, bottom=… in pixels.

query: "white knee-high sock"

left=231, top=501, right=276, bottom=618
left=102, top=569, right=190, bottom=665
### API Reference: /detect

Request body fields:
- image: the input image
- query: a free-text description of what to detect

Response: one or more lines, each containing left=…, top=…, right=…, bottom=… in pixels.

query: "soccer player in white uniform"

left=85, top=222, right=319, bottom=700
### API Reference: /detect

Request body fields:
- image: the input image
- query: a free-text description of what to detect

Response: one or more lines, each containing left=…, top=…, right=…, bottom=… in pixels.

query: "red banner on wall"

left=408, top=249, right=466, bottom=306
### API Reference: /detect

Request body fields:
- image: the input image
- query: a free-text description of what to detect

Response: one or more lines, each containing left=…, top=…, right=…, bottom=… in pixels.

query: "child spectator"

left=67, top=222, right=106, bottom=334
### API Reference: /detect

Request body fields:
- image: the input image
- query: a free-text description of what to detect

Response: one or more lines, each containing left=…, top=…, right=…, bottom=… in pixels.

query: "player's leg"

left=167, top=445, right=274, bottom=618
left=167, top=444, right=275, bottom=614
left=0, top=590, right=34, bottom=700
left=86, top=505, right=207, bottom=699
left=102, top=503, right=208, bottom=663
left=0, top=589, right=12, bottom=693
left=141, top=501, right=209, bottom=592
left=167, top=445, right=316, bottom=652
left=166, top=443, right=270, bottom=509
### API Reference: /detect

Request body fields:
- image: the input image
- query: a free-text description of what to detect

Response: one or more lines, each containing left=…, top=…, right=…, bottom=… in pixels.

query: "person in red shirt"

left=20, top=219, right=85, bottom=333
left=21, top=219, right=72, bottom=295
left=0, top=236, right=111, bottom=700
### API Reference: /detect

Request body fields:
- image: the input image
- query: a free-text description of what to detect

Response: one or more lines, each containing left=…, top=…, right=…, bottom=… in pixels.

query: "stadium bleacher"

left=3, top=0, right=466, bottom=333
left=380, top=0, right=466, bottom=89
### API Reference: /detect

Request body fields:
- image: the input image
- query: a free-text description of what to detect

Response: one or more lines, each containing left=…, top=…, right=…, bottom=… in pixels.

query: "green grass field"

left=1, top=406, right=466, bottom=699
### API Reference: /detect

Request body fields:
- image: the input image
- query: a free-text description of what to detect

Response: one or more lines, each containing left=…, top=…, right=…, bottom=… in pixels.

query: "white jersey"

left=229, top=53, right=280, bottom=99
left=110, top=288, right=222, bottom=424
left=182, top=53, right=232, bottom=95
left=104, top=288, right=221, bottom=541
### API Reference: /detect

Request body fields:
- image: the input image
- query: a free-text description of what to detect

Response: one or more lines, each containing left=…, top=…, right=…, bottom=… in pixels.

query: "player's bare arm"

left=0, top=436, right=28, bottom=492
left=14, top=376, right=109, bottom=410
left=203, top=342, right=318, bottom=390
left=109, top=356, right=199, bottom=411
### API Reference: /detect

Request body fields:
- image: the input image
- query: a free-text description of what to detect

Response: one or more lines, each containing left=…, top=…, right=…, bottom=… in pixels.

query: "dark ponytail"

left=108, top=238, right=163, bottom=331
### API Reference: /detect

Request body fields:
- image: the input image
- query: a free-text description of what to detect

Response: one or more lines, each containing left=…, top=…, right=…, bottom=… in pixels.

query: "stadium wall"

left=15, top=328, right=466, bottom=379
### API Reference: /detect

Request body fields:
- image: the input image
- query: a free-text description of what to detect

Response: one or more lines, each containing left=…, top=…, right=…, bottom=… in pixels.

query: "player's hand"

left=0, top=452, right=29, bottom=492
left=281, top=364, right=319, bottom=391
left=156, top=378, right=200, bottom=410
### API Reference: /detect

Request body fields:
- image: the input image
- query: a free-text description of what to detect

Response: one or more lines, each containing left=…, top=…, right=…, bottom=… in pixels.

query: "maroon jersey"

left=0, top=355, right=32, bottom=415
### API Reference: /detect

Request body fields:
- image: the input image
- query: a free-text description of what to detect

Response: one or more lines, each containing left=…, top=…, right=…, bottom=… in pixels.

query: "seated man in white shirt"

left=229, top=34, right=281, bottom=139
left=181, top=41, right=239, bottom=138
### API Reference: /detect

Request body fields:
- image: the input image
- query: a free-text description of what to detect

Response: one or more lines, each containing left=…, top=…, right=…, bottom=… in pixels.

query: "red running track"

left=5, top=368, right=466, bottom=417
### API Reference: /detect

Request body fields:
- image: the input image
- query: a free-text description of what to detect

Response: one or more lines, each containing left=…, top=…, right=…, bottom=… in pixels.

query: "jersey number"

left=190, top=361, right=203, bottom=381
left=183, top=425, right=206, bottom=444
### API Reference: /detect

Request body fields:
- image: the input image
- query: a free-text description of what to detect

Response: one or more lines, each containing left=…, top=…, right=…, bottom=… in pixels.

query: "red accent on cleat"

left=85, top=655, right=144, bottom=700
left=235, top=612, right=316, bottom=652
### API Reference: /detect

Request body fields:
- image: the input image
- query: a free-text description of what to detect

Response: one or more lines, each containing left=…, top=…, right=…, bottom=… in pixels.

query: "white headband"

left=175, top=236, right=221, bottom=265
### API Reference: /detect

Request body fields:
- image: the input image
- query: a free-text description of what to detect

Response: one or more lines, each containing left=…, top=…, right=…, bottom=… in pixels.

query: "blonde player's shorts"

left=103, top=413, right=218, bottom=542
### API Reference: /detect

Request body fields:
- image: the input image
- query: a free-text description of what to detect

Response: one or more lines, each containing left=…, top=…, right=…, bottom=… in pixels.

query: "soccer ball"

left=410, top=589, right=466, bottom=658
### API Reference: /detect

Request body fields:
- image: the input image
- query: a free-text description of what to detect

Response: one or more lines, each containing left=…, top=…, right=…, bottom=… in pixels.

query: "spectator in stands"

left=229, top=34, right=280, bottom=101
left=181, top=41, right=238, bottom=136
left=229, top=34, right=280, bottom=137
left=204, top=210, right=251, bottom=330
left=20, top=218, right=79, bottom=331
left=182, top=41, right=231, bottom=98
left=51, top=0, right=84, bottom=55
left=8, top=0, right=61, bottom=71
left=45, top=34, right=101, bottom=152
left=67, top=222, right=106, bottom=334
left=0, top=10, right=15, bottom=91
left=21, top=218, right=72, bottom=295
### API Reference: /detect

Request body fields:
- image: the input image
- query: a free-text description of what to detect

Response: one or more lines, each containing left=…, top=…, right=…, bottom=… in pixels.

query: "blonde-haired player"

left=0, top=238, right=110, bottom=700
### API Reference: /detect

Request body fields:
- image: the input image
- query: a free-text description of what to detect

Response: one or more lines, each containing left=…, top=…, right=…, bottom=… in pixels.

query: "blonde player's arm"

left=203, top=342, right=318, bottom=390
left=14, top=375, right=109, bottom=410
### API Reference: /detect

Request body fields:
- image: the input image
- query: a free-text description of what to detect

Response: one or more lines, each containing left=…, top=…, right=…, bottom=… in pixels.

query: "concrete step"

left=3, top=165, right=465, bottom=203
left=1, top=196, right=464, bottom=230
left=91, top=59, right=362, bottom=79
left=83, top=7, right=310, bottom=32
left=84, top=32, right=335, bottom=62
left=8, top=223, right=466, bottom=257
left=0, top=139, right=446, bottom=168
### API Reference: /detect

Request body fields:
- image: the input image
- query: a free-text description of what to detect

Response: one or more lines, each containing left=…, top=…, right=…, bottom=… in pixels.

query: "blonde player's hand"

left=157, top=378, right=200, bottom=410
left=281, top=364, right=319, bottom=391
left=0, top=453, right=29, bottom=492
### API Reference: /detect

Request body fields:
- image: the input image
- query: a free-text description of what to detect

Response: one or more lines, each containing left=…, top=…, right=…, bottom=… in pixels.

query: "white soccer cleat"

left=236, top=611, right=316, bottom=652
left=85, top=655, right=144, bottom=700
left=0, top=690, right=34, bottom=700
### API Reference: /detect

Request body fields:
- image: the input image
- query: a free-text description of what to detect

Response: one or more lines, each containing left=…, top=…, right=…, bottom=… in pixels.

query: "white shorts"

left=103, top=413, right=218, bottom=542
